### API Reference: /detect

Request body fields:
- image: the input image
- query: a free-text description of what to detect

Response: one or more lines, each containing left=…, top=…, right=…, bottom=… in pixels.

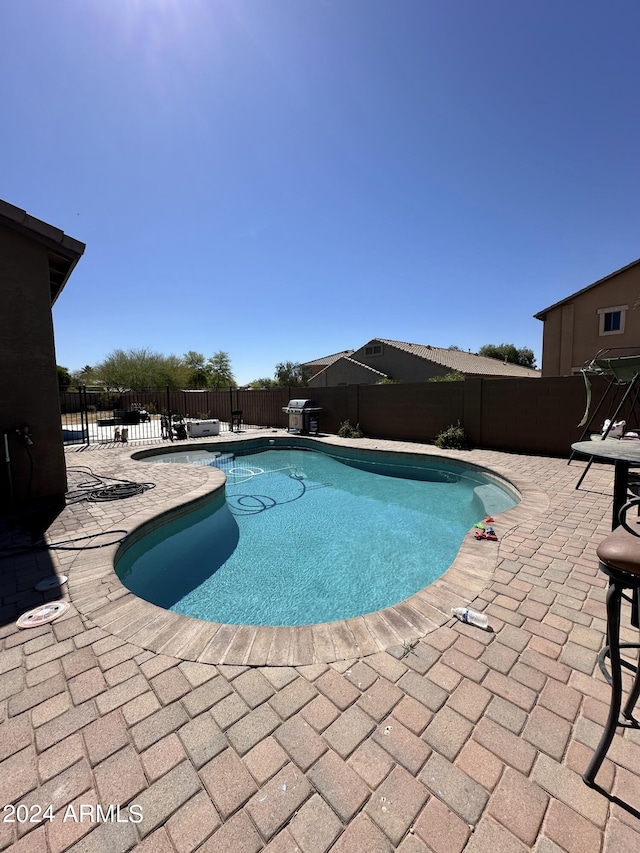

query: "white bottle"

left=451, top=607, right=488, bottom=629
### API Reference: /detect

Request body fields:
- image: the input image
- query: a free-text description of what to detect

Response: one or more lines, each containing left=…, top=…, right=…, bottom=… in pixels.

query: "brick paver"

left=366, top=765, right=429, bottom=845
left=414, top=795, right=471, bottom=853
left=289, top=793, right=343, bottom=853
left=1, top=436, right=639, bottom=852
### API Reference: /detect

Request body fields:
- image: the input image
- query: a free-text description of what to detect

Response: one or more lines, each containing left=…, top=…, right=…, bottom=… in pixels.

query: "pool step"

left=212, top=453, right=235, bottom=469
left=473, top=484, right=514, bottom=517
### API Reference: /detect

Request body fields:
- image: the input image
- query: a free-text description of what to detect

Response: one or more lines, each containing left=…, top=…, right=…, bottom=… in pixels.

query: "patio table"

left=571, top=439, right=640, bottom=530
left=574, top=439, right=640, bottom=636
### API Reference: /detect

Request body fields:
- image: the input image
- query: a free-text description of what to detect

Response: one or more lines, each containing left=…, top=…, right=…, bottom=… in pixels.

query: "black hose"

left=65, top=466, right=155, bottom=503
left=0, top=529, right=129, bottom=559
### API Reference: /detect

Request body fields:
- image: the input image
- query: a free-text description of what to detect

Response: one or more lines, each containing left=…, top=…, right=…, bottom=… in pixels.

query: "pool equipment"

left=17, top=601, right=69, bottom=629
left=35, top=575, right=68, bottom=591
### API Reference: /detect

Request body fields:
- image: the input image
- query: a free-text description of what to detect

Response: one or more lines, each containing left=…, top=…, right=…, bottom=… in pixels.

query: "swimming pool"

left=118, top=440, right=517, bottom=626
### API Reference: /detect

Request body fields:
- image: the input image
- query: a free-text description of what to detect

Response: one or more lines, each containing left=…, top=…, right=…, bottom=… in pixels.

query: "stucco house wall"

left=308, top=357, right=386, bottom=387
left=0, top=202, right=84, bottom=509
left=536, top=260, right=640, bottom=376
left=351, top=340, right=451, bottom=382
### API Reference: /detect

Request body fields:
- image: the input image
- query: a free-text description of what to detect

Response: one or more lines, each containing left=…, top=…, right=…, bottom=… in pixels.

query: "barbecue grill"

left=283, top=399, right=321, bottom=435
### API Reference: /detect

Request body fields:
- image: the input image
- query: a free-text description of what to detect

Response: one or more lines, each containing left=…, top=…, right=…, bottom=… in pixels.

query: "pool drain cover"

left=34, top=575, right=68, bottom=592
left=17, top=601, right=69, bottom=629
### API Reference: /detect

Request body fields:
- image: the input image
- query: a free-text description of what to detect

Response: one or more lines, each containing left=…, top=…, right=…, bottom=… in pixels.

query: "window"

left=604, top=312, right=621, bottom=332
left=365, top=344, right=383, bottom=356
left=598, top=305, right=627, bottom=336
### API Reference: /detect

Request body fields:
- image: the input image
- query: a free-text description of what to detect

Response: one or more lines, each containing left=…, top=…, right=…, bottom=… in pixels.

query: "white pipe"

left=4, top=433, right=14, bottom=507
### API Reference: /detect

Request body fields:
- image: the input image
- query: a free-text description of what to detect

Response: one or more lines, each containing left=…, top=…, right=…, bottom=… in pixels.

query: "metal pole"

left=82, top=385, right=90, bottom=446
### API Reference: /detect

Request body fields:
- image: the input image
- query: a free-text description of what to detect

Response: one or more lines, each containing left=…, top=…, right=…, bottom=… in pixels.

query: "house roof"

left=0, top=198, right=85, bottom=306
left=374, top=339, right=540, bottom=378
left=310, top=356, right=388, bottom=383
left=533, top=257, right=640, bottom=320
left=302, top=350, right=355, bottom=369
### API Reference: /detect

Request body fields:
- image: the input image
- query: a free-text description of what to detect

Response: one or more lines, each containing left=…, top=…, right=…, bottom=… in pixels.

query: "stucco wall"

left=540, top=264, right=640, bottom=376
left=350, top=341, right=450, bottom=382
left=308, top=359, right=383, bottom=387
left=0, top=227, right=67, bottom=508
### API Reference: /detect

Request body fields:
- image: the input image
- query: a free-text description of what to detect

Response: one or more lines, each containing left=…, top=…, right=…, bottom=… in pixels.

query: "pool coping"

left=64, top=434, right=550, bottom=665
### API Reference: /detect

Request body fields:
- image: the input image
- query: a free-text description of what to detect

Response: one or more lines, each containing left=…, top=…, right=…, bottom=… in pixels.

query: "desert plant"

left=434, top=421, right=468, bottom=450
left=338, top=420, right=364, bottom=439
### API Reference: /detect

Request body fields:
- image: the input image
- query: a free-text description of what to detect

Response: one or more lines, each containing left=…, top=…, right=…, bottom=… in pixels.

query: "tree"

left=478, top=343, right=537, bottom=369
left=94, top=348, right=184, bottom=390
left=73, top=364, right=94, bottom=385
left=249, top=378, right=277, bottom=389
left=158, top=354, right=191, bottom=389
left=183, top=351, right=209, bottom=389
left=429, top=370, right=465, bottom=382
left=274, top=361, right=306, bottom=387
left=57, top=365, right=72, bottom=388
left=207, top=351, right=235, bottom=389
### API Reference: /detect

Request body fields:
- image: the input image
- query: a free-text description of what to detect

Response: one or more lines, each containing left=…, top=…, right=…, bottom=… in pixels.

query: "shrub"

left=338, top=420, right=364, bottom=439
left=97, top=393, right=120, bottom=411
left=434, top=421, right=468, bottom=450
left=429, top=370, right=465, bottom=382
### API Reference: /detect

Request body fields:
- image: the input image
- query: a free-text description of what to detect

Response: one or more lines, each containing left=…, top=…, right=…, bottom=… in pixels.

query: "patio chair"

left=583, top=497, right=640, bottom=787
left=231, top=410, right=243, bottom=432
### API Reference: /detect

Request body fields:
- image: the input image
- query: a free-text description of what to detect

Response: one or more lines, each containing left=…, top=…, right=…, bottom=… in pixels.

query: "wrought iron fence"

left=60, top=387, right=291, bottom=446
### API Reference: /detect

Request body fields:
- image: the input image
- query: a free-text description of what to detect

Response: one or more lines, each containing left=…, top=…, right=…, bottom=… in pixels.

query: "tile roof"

left=302, top=350, right=355, bottom=369
left=375, top=339, right=540, bottom=377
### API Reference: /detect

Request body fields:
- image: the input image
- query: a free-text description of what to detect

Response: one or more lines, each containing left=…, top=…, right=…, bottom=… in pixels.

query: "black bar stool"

left=583, top=497, right=640, bottom=787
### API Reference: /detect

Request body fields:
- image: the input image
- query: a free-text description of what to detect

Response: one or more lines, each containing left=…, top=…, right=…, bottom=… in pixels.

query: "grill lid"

left=287, top=399, right=318, bottom=408
left=283, top=399, right=321, bottom=413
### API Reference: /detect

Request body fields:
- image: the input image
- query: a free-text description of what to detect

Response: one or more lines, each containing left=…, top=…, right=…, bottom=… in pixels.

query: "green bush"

left=97, top=392, right=120, bottom=411
left=338, top=420, right=364, bottom=439
left=434, top=421, right=468, bottom=449
left=429, top=370, right=464, bottom=382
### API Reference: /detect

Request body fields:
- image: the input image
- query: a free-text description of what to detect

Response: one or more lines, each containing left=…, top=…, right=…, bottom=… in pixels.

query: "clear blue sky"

left=3, top=0, right=638, bottom=384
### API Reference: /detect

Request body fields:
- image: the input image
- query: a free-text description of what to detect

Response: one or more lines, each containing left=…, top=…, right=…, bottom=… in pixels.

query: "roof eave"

left=0, top=199, right=86, bottom=306
left=533, top=256, right=640, bottom=320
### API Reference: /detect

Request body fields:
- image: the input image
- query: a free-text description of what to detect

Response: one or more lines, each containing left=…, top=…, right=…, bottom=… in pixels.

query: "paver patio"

left=1, top=431, right=639, bottom=852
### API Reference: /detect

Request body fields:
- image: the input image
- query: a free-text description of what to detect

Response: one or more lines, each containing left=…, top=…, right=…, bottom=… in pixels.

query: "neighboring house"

left=534, top=258, right=640, bottom=377
left=301, top=350, right=354, bottom=381
left=304, top=338, right=540, bottom=387
left=0, top=199, right=85, bottom=508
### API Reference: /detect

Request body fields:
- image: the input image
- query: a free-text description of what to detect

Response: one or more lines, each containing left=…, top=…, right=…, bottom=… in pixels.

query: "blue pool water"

left=117, top=445, right=517, bottom=626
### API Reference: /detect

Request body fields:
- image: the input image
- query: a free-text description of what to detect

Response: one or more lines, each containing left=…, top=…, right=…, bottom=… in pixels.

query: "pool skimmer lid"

left=35, top=575, right=68, bottom=592
left=17, top=601, right=69, bottom=629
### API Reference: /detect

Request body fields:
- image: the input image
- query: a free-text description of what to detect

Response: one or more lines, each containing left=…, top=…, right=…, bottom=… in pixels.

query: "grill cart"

left=283, top=399, right=322, bottom=435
